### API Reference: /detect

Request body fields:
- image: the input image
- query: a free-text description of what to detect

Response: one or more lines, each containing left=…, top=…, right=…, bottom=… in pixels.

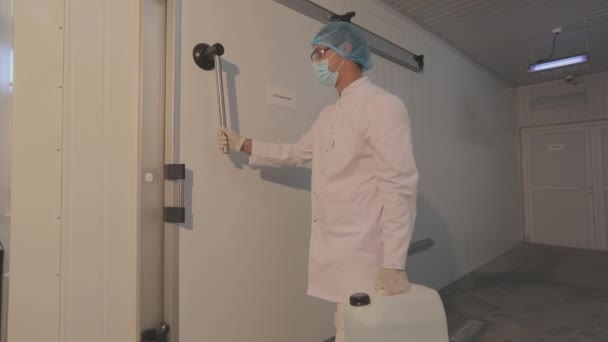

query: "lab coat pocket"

left=326, top=128, right=358, bottom=174
left=322, top=204, right=364, bottom=253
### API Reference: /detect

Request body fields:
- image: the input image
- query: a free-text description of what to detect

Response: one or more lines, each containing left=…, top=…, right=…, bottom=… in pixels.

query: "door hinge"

left=141, top=323, right=170, bottom=342
left=164, top=164, right=186, bottom=223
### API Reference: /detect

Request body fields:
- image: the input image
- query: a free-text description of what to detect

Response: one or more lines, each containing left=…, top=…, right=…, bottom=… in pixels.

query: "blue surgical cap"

left=311, top=21, right=373, bottom=72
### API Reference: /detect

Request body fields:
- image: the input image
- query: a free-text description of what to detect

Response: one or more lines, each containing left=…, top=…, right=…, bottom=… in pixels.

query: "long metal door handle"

left=192, top=42, right=229, bottom=154
left=214, top=54, right=228, bottom=154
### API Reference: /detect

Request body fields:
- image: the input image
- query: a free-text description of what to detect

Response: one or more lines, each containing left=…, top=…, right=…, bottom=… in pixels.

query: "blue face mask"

left=313, top=52, right=345, bottom=87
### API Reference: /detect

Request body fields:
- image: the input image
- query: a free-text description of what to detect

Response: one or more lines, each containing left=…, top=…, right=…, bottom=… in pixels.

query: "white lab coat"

left=250, top=77, right=418, bottom=303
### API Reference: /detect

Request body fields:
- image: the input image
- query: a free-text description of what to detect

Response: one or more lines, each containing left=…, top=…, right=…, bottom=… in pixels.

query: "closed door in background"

left=523, top=126, right=595, bottom=249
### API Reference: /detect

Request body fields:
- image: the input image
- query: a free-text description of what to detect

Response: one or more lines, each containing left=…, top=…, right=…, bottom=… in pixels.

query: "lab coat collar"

left=340, top=77, right=369, bottom=99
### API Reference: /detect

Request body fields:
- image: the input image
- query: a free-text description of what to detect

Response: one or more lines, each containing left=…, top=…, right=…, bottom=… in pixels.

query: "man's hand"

left=375, top=268, right=411, bottom=296
left=217, top=128, right=245, bottom=152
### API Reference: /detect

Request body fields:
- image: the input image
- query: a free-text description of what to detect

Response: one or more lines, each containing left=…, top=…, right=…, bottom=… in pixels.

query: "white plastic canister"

left=345, top=284, right=449, bottom=342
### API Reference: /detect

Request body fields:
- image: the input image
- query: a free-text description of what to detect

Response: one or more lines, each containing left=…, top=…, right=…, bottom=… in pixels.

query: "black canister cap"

left=350, top=293, right=371, bottom=307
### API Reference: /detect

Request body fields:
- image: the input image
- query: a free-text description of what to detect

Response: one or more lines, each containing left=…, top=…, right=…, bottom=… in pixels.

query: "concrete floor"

left=440, top=243, right=608, bottom=341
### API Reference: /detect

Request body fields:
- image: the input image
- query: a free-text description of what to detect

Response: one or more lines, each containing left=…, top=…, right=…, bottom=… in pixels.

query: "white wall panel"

left=0, top=0, right=13, bottom=341
left=349, top=0, right=522, bottom=288
left=8, top=0, right=64, bottom=341
left=177, top=0, right=521, bottom=340
left=7, top=1, right=142, bottom=342
left=0, top=0, right=11, bottom=255
left=59, top=0, right=141, bottom=341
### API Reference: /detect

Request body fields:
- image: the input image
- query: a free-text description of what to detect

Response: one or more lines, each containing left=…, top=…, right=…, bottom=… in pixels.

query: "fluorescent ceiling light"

left=528, top=54, right=589, bottom=73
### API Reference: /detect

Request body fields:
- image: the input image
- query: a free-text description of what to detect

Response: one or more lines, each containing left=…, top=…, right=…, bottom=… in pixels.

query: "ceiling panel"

left=382, top=0, right=608, bottom=86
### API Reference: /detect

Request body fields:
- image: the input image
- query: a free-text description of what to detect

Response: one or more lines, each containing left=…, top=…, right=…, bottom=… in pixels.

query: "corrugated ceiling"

left=382, top=0, right=608, bottom=86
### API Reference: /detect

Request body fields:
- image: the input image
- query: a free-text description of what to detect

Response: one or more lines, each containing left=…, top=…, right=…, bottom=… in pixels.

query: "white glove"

left=216, top=127, right=245, bottom=152
left=375, top=269, right=411, bottom=296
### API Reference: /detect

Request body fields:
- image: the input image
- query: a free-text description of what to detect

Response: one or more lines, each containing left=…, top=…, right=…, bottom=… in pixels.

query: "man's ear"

left=340, top=42, right=353, bottom=56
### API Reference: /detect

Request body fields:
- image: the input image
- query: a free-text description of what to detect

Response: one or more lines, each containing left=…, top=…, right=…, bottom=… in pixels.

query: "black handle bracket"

left=193, top=43, right=225, bottom=71
left=164, top=164, right=186, bottom=224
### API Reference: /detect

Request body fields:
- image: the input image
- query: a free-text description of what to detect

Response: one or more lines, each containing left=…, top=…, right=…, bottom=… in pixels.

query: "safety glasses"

left=310, top=48, right=330, bottom=62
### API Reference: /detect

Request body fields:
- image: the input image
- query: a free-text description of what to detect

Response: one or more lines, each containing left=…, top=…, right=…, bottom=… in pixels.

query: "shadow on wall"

left=199, top=58, right=248, bottom=171
left=182, top=168, right=194, bottom=230
left=222, top=58, right=313, bottom=192
left=258, top=166, right=312, bottom=192
left=180, top=56, right=311, bottom=233
left=204, top=57, right=453, bottom=287
left=222, top=59, right=248, bottom=169
left=223, top=59, right=241, bottom=136
left=407, top=194, right=457, bottom=289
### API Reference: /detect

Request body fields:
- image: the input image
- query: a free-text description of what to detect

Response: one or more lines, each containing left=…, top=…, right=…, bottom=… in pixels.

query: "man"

left=217, top=21, right=418, bottom=341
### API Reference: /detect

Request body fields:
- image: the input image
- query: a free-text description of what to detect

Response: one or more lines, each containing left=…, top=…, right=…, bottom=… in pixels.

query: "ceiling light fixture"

left=528, top=53, right=590, bottom=73
left=527, top=28, right=590, bottom=74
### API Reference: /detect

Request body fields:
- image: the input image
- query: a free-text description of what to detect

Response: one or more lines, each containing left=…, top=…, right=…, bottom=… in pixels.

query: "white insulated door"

left=523, top=124, right=608, bottom=250
left=172, top=1, right=337, bottom=341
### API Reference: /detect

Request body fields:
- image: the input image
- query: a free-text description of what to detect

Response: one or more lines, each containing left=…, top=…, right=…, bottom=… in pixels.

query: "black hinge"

left=164, top=207, right=185, bottom=223
left=141, top=323, right=170, bottom=342
left=164, top=164, right=186, bottom=223
left=164, top=163, right=186, bottom=180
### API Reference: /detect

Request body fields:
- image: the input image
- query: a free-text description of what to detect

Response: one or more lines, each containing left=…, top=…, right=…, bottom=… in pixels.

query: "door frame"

left=138, top=0, right=181, bottom=340
left=163, top=0, right=181, bottom=341
left=521, top=120, right=608, bottom=250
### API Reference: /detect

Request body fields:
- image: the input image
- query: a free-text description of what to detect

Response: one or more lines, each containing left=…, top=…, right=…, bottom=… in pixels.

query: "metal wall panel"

left=0, top=0, right=13, bottom=341
left=8, top=1, right=64, bottom=341
left=350, top=0, right=521, bottom=290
